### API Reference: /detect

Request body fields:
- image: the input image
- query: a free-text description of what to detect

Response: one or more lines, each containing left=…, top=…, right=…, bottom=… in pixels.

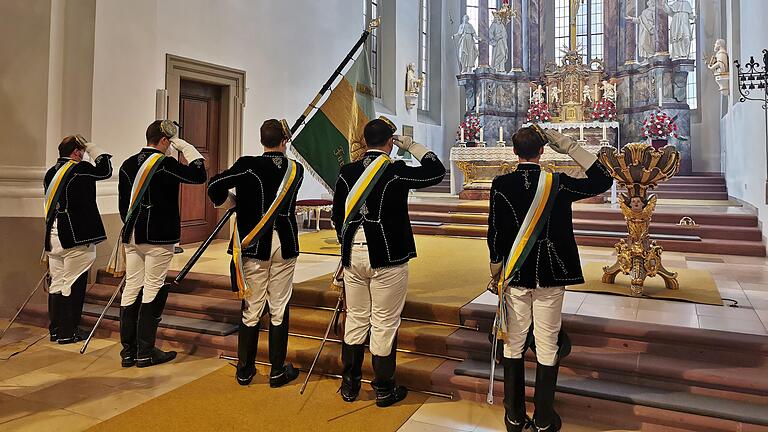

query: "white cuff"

left=180, top=145, right=204, bottom=163
left=215, top=192, right=237, bottom=209
left=409, top=143, right=430, bottom=161
left=569, top=146, right=598, bottom=170
left=85, top=144, right=107, bottom=160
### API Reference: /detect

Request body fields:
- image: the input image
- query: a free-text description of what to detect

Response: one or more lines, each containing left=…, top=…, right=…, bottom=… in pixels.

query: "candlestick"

left=499, top=126, right=503, bottom=141
left=479, top=127, right=484, bottom=143
left=460, top=127, right=465, bottom=142
left=579, top=125, right=585, bottom=141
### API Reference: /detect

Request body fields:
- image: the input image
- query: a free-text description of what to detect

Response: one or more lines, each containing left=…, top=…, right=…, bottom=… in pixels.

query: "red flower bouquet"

left=592, top=98, right=617, bottom=122
left=457, top=113, right=481, bottom=142
left=642, top=110, right=680, bottom=140
left=526, top=102, right=552, bottom=123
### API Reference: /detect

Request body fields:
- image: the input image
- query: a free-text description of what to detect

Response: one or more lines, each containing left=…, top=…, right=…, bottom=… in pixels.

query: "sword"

left=487, top=309, right=501, bottom=405
left=299, top=262, right=345, bottom=395
left=0, top=272, right=49, bottom=342
left=80, top=277, right=125, bottom=354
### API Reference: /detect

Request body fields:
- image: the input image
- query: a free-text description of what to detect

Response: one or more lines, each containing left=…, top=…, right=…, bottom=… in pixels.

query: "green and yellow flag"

left=291, top=50, right=375, bottom=191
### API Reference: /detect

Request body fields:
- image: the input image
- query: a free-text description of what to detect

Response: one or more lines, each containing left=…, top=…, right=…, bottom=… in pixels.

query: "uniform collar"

left=263, top=151, right=285, bottom=157
left=141, top=147, right=164, bottom=155
left=57, top=157, right=74, bottom=163
left=364, top=149, right=389, bottom=157
left=516, top=162, right=541, bottom=171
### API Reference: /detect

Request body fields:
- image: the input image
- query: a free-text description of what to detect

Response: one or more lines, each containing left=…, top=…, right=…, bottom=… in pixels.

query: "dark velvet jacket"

left=43, top=155, right=113, bottom=251
left=332, top=150, right=446, bottom=269
left=207, top=152, right=304, bottom=260
left=487, top=161, right=613, bottom=288
left=118, top=147, right=207, bottom=245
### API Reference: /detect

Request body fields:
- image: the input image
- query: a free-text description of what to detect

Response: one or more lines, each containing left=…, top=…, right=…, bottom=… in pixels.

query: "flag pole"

left=173, top=19, right=379, bottom=285
left=289, top=18, right=379, bottom=135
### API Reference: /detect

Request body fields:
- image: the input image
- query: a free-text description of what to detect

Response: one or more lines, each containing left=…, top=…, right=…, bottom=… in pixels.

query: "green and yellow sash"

left=231, top=159, right=300, bottom=299
left=44, top=160, right=77, bottom=226
left=342, top=153, right=390, bottom=231
left=497, top=170, right=559, bottom=338
left=106, top=152, right=166, bottom=277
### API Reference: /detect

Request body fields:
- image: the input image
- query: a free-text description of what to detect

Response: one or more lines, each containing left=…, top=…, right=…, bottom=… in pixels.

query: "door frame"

left=165, top=54, right=245, bottom=239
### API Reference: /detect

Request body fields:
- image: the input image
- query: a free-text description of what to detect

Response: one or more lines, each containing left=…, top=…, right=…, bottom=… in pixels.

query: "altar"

left=449, top=143, right=606, bottom=200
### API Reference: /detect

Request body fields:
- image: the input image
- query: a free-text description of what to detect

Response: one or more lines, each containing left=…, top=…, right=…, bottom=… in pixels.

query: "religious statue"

left=707, top=39, right=730, bottom=95
left=531, top=84, right=546, bottom=104
left=601, top=80, right=617, bottom=102
left=488, top=12, right=509, bottom=73
left=582, top=84, right=593, bottom=104
left=664, top=0, right=695, bottom=60
left=627, top=0, right=657, bottom=60
left=550, top=85, right=561, bottom=105
left=453, top=15, right=479, bottom=74
left=404, top=63, right=424, bottom=109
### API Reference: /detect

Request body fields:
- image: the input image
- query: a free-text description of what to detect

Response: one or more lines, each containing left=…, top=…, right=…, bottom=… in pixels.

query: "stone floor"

left=2, top=233, right=767, bottom=430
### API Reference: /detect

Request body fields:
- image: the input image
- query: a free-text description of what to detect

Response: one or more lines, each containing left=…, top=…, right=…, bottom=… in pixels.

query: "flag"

left=290, top=50, right=375, bottom=191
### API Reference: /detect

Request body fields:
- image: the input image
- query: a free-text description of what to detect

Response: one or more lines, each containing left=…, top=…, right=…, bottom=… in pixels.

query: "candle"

left=479, top=127, right=484, bottom=143
left=499, top=126, right=504, bottom=141
left=602, top=123, right=607, bottom=140
left=658, top=82, right=663, bottom=107
left=594, top=83, right=598, bottom=101
left=460, top=127, right=465, bottom=142
left=476, top=94, right=480, bottom=114
left=579, top=125, right=585, bottom=141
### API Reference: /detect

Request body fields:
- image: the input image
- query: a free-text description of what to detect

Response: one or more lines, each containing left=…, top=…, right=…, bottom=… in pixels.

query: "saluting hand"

left=544, top=130, right=578, bottom=155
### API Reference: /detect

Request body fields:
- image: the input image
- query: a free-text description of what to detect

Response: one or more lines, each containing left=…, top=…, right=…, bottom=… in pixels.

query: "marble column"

left=604, top=0, right=619, bottom=70
left=654, top=0, right=669, bottom=55
left=624, top=0, right=638, bottom=64
left=478, top=0, right=490, bottom=66
left=511, top=0, right=523, bottom=70
left=527, top=0, right=541, bottom=76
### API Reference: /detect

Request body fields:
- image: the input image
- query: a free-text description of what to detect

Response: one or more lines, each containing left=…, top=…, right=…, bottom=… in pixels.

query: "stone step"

left=19, top=304, right=446, bottom=394
left=80, top=303, right=238, bottom=336
left=83, top=284, right=456, bottom=358
left=667, top=175, right=727, bottom=185
left=451, top=359, right=768, bottom=430
left=654, top=183, right=728, bottom=192
left=445, top=328, right=768, bottom=404
left=409, top=211, right=763, bottom=241
left=408, top=201, right=759, bottom=227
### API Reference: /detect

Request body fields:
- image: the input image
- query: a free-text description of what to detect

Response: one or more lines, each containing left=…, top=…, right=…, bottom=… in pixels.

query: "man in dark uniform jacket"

left=207, top=119, right=304, bottom=387
left=487, top=127, right=613, bottom=431
left=44, top=135, right=112, bottom=344
left=331, top=118, right=446, bottom=407
left=117, top=120, right=207, bottom=368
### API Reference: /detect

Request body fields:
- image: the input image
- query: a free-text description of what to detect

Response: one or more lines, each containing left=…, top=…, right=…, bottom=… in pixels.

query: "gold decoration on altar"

left=598, top=143, right=682, bottom=297
left=544, top=50, right=605, bottom=123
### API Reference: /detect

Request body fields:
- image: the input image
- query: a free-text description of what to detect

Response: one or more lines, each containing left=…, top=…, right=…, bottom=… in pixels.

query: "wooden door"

left=178, top=79, right=221, bottom=244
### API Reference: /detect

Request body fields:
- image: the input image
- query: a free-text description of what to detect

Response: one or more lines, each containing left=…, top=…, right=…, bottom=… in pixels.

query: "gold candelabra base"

left=598, top=143, right=682, bottom=297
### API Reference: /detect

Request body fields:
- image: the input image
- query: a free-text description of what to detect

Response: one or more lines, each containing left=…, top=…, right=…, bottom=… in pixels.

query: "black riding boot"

left=532, top=363, right=562, bottom=432
left=268, top=308, right=299, bottom=387
left=70, top=272, right=88, bottom=331
left=48, top=293, right=60, bottom=342
left=236, top=321, right=260, bottom=385
left=119, top=291, right=142, bottom=367
left=136, top=285, right=176, bottom=368
left=503, top=357, right=530, bottom=432
left=56, top=293, right=82, bottom=344
left=340, top=343, right=365, bottom=402
left=371, top=337, right=407, bottom=407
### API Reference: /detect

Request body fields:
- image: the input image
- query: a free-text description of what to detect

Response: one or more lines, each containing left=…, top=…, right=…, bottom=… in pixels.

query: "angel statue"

left=531, top=84, right=546, bottom=104
left=453, top=15, right=479, bottom=74
left=601, top=80, right=617, bottom=102
left=582, top=85, right=594, bottom=104
left=549, top=85, right=562, bottom=105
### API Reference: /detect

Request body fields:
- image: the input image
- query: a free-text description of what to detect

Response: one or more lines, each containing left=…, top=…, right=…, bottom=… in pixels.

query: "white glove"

left=81, top=138, right=107, bottom=160
left=394, top=135, right=430, bottom=161
left=487, top=262, right=504, bottom=295
left=544, top=130, right=597, bottom=170
left=171, top=138, right=204, bottom=162
left=215, top=192, right=237, bottom=210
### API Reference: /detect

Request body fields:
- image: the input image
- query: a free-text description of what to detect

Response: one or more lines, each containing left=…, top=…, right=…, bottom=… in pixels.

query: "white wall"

left=722, top=0, right=768, bottom=234
left=89, top=0, right=455, bottom=206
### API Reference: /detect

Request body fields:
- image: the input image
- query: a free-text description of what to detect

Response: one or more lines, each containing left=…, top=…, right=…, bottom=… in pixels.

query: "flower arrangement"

left=526, top=102, right=552, bottom=123
left=592, top=98, right=617, bottom=122
left=456, top=112, right=481, bottom=142
left=642, top=110, right=680, bottom=140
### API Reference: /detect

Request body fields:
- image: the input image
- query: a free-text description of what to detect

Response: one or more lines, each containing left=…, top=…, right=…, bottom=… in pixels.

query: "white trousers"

left=343, top=242, right=409, bottom=357
left=120, top=242, right=175, bottom=306
left=241, top=235, right=296, bottom=327
left=502, top=286, right=565, bottom=366
left=47, top=227, right=96, bottom=297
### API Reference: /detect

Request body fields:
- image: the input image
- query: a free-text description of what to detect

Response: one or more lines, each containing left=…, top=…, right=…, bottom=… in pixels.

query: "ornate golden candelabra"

left=598, top=143, right=681, bottom=296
